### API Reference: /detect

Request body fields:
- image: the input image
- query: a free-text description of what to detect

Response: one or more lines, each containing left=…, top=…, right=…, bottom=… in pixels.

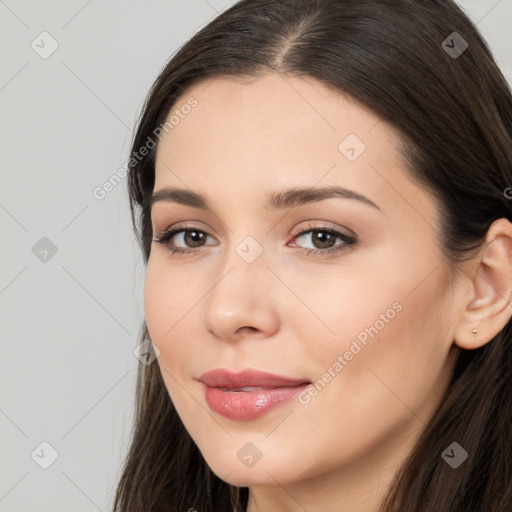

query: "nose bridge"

left=202, top=232, right=278, bottom=339
left=217, top=229, right=269, bottom=288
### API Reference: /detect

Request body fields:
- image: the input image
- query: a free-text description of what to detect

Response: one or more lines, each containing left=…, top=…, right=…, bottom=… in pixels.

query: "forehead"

left=152, top=73, right=439, bottom=230
left=159, top=74, right=393, bottom=143
left=155, top=74, right=401, bottom=178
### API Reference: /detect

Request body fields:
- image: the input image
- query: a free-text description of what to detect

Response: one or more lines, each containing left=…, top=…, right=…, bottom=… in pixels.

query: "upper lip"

left=198, top=368, right=310, bottom=389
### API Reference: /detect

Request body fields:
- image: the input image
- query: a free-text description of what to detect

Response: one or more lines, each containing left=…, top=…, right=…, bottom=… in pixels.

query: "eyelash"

left=153, top=222, right=357, bottom=257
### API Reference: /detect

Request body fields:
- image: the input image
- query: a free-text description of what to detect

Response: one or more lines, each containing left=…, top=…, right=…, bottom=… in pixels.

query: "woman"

left=113, top=1, right=512, bottom=510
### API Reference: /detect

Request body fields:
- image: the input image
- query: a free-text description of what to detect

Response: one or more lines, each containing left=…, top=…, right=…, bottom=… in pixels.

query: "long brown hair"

left=113, top=1, right=512, bottom=510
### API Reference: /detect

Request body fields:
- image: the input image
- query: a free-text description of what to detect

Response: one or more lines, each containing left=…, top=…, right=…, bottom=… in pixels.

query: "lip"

left=198, top=368, right=311, bottom=421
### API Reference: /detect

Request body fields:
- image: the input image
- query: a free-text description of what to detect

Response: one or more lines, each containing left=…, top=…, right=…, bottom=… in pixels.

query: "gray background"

left=1, top=1, right=511, bottom=510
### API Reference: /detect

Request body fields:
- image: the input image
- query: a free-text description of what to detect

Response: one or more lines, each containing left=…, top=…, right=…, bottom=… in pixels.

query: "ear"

left=454, top=217, right=512, bottom=350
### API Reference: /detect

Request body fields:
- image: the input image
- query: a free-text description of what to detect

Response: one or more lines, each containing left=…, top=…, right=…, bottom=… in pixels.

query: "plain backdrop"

left=1, top=1, right=511, bottom=510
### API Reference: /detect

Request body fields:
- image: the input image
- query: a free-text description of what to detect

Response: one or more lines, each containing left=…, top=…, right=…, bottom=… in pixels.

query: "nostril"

left=238, top=326, right=258, bottom=334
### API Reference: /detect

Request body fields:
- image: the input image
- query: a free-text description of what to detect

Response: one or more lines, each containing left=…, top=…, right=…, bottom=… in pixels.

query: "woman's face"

left=144, top=73, right=462, bottom=494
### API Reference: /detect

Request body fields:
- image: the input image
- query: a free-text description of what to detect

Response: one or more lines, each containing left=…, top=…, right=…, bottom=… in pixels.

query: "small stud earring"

left=472, top=328, right=478, bottom=339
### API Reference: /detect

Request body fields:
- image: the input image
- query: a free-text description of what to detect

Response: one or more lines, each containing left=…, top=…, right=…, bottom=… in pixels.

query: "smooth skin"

left=144, top=73, right=512, bottom=512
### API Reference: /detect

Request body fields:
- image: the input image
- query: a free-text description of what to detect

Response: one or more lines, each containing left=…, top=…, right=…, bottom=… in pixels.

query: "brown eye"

left=290, top=225, right=356, bottom=255
left=153, top=226, right=217, bottom=254
left=182, top=230, right=207, bottom=248
left=308, top=231, right=338, bottom=249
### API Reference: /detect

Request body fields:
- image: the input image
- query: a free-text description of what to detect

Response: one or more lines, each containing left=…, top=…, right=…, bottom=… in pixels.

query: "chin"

left=201, top=447, right=309, bottom=488
left=209, top=463, right=279, bottom=487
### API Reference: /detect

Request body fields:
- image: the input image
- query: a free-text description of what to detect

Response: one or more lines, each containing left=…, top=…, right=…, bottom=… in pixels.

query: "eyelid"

left=153, top=221, right=357, bottom=256
left=288, top=222, right=357, bottom=254
left=153, top=222, right=218, bottom=245
left=155, top=220, right=353, bottom=239
left=289, top=220, right=355, bottom=239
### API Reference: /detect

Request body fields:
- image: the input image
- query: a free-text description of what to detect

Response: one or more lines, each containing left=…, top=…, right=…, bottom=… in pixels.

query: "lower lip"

left=202, top=383, right=310, bottom=420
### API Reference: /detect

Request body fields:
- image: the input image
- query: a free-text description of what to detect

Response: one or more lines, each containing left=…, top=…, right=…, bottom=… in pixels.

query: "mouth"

left=217, top=386, right=290, bottom=392
left=197, top=368, right=311, bottom=421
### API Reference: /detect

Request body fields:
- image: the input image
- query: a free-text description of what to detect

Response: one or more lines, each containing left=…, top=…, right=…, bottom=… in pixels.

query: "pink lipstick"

left=198, top=368, right=310, bottom=421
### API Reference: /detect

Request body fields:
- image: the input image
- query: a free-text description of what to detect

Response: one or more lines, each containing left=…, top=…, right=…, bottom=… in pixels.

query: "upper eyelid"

left=157, top=223, right=354, bottom=245
left=157, top=223, right=347, bottom=236
left=156, top=218, right=352, bottom=233
left=290, top=220, right=355, bottom=237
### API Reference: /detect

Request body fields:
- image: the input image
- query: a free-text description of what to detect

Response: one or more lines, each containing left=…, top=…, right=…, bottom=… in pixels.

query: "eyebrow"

left=149, top=185, right=381, bottom=212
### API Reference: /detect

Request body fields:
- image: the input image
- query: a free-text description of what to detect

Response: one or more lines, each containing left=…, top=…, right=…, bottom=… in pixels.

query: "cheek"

left=299, top=263, right=453, bottom=434
left=288, top=247, right=452, bottom=393
left=143, top=265, right=166, bottom=342
left=143, top=261, right=188, bottom=383
left=143, top=258, right=205, bottom=381
left=143, top=262, right=199, bottom=416
left=143, top=258, right=190, bottom=340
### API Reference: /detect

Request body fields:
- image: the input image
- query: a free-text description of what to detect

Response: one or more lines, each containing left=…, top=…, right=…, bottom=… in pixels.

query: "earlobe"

left=453, top=218, right=512, bottom=350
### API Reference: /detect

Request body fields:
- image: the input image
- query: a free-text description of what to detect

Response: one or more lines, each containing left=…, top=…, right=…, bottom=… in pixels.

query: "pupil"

left=314, top=231, right=334, bottom=249
left=186, top=231, right=204, bottom=247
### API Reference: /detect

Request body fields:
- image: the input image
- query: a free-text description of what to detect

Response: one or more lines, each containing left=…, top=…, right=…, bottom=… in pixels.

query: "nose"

left=202, top=251, right=280, bottom=342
